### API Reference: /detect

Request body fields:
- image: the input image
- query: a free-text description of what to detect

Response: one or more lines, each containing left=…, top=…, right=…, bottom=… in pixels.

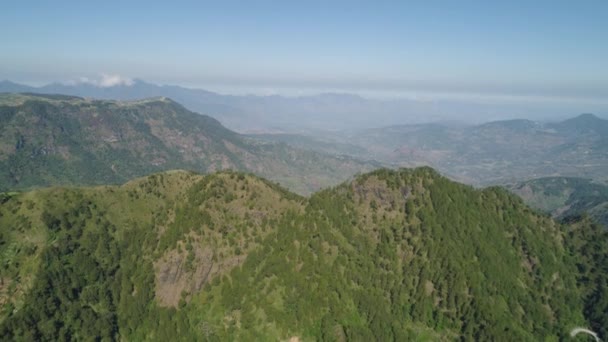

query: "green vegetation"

left=0, top=93, right=378, bottom=195
left=508, top=176, right=608, bottom=227
left=563, top=216, right=608, bottom=339
left=0, top=167, right=606, bottom=340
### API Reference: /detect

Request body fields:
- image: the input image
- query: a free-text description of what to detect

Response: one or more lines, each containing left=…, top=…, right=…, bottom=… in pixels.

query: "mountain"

left=0, top=81, right=35, bottom=93
left=1, top=80, right=417, bottom=132
left=1, top=79, right=253, bottom=129
left=550, top=113, right=608, bottom=136
left=5, top=79, right=600, bottom=133
left=508, top=176, right=608, bottom=227
left=0, top=168, right=606, bottom=340
left=0, top=93, right=379, bottom=194
left=338, top=114, right=608, bottom=185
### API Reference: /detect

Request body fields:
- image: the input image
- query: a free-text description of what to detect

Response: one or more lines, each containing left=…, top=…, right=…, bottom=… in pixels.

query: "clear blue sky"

left=1, top=0, right=607, bottom=99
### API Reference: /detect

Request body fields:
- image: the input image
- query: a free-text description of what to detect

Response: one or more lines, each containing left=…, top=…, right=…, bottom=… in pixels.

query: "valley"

left=254, top=114, right=608, bottom=187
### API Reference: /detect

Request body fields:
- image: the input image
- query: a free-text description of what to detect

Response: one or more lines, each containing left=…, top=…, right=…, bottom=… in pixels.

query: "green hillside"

left=0, top=93, right=378, bottom=195
left=1, top=168, right=606, bottom=340
left=508, top=176, right=608, bottom=227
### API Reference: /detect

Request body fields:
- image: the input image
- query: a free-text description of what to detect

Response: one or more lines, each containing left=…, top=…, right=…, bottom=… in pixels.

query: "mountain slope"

left=508, top=176, right=608, bottom=227
left=0, top=170, right=305, bottom=340
left=0, top=93, right=378, bottom=194
left=1, top=168, right=606, bottom=340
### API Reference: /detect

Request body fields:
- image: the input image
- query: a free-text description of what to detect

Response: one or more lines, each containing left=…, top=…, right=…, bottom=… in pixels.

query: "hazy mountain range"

left=256, top=113, right=608, bottom=186
left=2, top=89, right=607, bottom=222
left=1, top=79, right=602, bottom=133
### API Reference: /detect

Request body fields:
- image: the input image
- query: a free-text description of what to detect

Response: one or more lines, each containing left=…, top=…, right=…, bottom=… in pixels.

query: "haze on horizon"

left=1, top=1, right=607, bottom=109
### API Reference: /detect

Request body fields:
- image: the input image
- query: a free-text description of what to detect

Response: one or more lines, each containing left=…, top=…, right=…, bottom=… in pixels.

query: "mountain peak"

left=556, top=113, right=607, bottom=131
left=561, top=113, right=603, bottom=124
left=573, top=113, right=601, bottom=121
left=543, top=113, right=608, bottom=139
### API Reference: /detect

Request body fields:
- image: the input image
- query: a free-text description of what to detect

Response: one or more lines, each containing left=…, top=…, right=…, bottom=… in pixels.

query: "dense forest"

left=0, top=167, right=606, bottom=340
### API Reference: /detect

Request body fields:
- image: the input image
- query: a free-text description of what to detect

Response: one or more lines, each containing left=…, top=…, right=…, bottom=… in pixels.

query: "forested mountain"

left=1, top=168, right=606, bottom=340
left=0, top=93, right=378, bottom=194
left=508, top=176, right=608, bottom=227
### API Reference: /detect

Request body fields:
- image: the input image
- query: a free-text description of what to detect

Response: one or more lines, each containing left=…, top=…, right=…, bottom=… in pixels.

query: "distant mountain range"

left=259, top=113, right=608, bottom=186
left=0, top=85, right=608, bottom=196
left=3, top=79, right=602, bottom=132
left=0, top=93, right=378, bottom=194
left=0, top=80, right=428, bottom=132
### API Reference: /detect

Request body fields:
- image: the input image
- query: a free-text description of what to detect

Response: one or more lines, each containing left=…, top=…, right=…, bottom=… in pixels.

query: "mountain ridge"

left=0, top=93, right=379, bottom=194
left=1, top=167, right=607, bottom=340
left=6, top=79, right=602, bottom=132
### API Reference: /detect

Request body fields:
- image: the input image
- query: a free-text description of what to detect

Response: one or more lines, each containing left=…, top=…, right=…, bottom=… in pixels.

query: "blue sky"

left=1, top=0, right=607, bottom=100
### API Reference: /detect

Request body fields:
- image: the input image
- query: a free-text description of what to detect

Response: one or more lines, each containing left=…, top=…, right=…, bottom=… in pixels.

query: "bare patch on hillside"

left=424, top=280, right=435, bottom=296
left=154, top=238, right=247, bottom=307
left=0, top=277, right=12, bottom=308
left=154, top=245, right=213, bottom=307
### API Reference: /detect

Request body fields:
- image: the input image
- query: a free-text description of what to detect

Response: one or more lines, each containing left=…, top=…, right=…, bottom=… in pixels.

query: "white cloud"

left=98, top=73, right=134, bottom=87
left=69, top=74, right=134, bottom=87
